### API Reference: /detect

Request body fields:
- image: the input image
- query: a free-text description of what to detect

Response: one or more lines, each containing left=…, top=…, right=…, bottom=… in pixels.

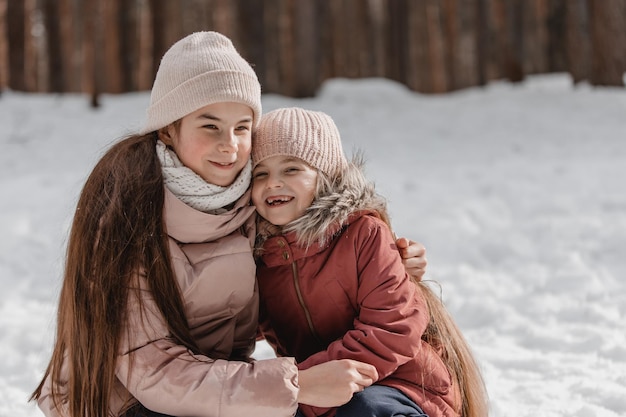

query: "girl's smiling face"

left=251, top=156, right=318, bottom=226
left=161, top=102, right=253, bottom=187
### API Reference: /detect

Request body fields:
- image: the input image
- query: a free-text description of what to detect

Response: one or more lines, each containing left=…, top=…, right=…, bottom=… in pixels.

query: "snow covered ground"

left=1, top=74, right=625, bottom=417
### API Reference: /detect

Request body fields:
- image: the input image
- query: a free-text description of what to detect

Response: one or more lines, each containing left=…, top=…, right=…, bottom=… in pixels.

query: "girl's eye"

left=252, top=171, right=267, bottom=180
left=285, top=167, right=300, bottom=174
left=236, top=125, right=250, bottom=131
left=203, top=124, right=218, bottom=130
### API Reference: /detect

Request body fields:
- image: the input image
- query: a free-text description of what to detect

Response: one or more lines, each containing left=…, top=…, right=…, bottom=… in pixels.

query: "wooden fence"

left=1, top=0, right=625, bottom=106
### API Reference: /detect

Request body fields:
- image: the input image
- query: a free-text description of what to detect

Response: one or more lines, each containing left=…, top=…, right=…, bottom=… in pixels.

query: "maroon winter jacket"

left=256, top=210, right=461, bottom=417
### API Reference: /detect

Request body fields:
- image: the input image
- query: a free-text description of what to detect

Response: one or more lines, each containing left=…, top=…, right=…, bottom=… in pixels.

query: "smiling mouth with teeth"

left=266, top=196, right=293, bottom=206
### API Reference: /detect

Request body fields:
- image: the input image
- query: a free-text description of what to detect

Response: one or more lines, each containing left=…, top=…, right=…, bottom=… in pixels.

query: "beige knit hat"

left=252, top=107, right=348, bottom=177
left=140, top=31, right=261, bottom=134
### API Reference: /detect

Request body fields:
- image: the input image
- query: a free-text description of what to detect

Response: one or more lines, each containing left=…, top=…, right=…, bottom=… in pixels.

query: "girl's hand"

left=297, top=359, right=378, bottom=407
left=396, top=237, right=427, bottom=281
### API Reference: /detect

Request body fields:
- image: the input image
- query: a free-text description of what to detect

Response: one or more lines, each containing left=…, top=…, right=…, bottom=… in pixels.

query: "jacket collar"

left=164, top=187, right=256, bottom=243
left=259, top=210, right=379, bottom=267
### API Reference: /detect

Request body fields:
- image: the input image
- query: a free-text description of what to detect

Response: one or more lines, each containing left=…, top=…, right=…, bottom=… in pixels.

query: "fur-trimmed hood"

left=254, top=157, right=391, bottom=255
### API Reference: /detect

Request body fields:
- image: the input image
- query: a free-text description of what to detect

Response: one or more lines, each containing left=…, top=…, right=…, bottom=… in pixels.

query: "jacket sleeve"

left=116, top=273, right=300, bottom=417
left=297, top=217, right=429, bottom=379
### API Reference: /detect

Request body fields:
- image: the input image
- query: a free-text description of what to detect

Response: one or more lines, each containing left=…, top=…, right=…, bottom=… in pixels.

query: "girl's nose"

left=218, top=131, right=238, bottom=152
left=266, top=173, right=283, bottom=189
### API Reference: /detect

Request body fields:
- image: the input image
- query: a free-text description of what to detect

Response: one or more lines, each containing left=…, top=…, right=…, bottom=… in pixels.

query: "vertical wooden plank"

left=260, top=0, right=279, bottom=94
left=588, top=0, right=626, bottom=86
left=345, top=0, right=368, bottom=78
left=58, top=0, right=76, bottom=92
left=343, top=0, right=357, bottom=78
left=7, top=0, right=26, bottom=91
left=23, top=0, right=37, bottom=91
left=425, top=0, right=448, bottom=93
left=118, top=0, right=137, bottom=91
left=444, top=0, right=481, bottom=90
left=315, top=0, right=334, bottom=84
left=503, top=0, right=525, bottom=82
left=43, top=0, right=63, bottom=92
left=64, top=0, right=82, bottom=92
left=82, top=0, right=99, bottom=105
left=136, top=0, right=153, bottom=90
left=236, top=0, right=265, bottom=84
left=149, top=0, right=182, bottom=81
left=358, top=0, right=376, bottom=78
left=148, top=0, right=164, bottom=81
left=332, top=0, right=367, bottom=79
left=209, top=0, right=239, bottom=42
left=522, top=0, right=549, bottom=74
left=405, top=0, right=429, bottom=92
left=279, top=0, right=296, bottom=96
left=565, top=0, right=591, bottom=83
left=328, top=0, right=345, bottom=78
left=344, top=0, right=371, bottom=79
left=405, top=0, right=449, bottom=93
left=385, top=0, right=408, bottom=84
left=455, top=0, right=481, bottom=89
left=181, top=0, right=208, bottom=34
left=165, top=1, right=183, bottom=48
left=482, top=0, right=506, bottom=82
left=367, top=0, right=387, bottom=77
left=0, top=0, right=8, bottom=92
left=474, top=0, right=489, bottom=85
left=102, top=0, right=123, bottom=93
left=293, top=0, right=318, bottom=96
left=442, top=0, right=458, bottom=88
left=263, top=0, right=296, bottom=96
left=546, top=0, right=568, bottom=73
left=93, top=0, right=107, bottom=98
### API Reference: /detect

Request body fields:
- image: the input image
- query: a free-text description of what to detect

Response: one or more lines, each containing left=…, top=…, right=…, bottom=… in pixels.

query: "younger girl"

left=251, top=108, right=489, bottom=417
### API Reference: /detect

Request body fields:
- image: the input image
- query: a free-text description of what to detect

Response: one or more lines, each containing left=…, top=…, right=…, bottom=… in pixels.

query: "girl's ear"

left=158, top=124, right=176, bottom=146
left=157, top=126, right=172, bottom=146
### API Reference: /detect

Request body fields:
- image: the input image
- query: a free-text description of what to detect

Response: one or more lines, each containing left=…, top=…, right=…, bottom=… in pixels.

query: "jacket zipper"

left=291, top=262, right=323, bottom=345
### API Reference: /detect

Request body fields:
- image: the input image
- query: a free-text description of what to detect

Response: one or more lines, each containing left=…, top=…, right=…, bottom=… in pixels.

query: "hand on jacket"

left=296, top=359, right=378, bottom=407
left=396, top=237, right=427, bottom=281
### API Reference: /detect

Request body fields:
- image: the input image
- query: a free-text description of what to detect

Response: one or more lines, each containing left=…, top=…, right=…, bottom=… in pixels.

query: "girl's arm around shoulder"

left=395, top=237, right=427, bottom=281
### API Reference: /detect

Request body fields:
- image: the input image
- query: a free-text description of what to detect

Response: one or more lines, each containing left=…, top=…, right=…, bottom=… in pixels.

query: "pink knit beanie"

left=252, top=107, right=348, bottom=177
left=140, top=31, right=261, bottom=134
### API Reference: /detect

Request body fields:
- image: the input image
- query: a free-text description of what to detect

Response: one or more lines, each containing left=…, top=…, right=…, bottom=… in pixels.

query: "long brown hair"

left=31, top=133, right=198, bottom=417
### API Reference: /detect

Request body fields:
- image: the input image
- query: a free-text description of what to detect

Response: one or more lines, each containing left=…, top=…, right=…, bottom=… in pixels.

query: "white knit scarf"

left=156, top=140, right=251, bottom=213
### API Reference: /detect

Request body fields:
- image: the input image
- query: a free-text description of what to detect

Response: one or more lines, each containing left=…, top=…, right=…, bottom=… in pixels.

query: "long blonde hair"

left=417, top=280, right=490, bottom=417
